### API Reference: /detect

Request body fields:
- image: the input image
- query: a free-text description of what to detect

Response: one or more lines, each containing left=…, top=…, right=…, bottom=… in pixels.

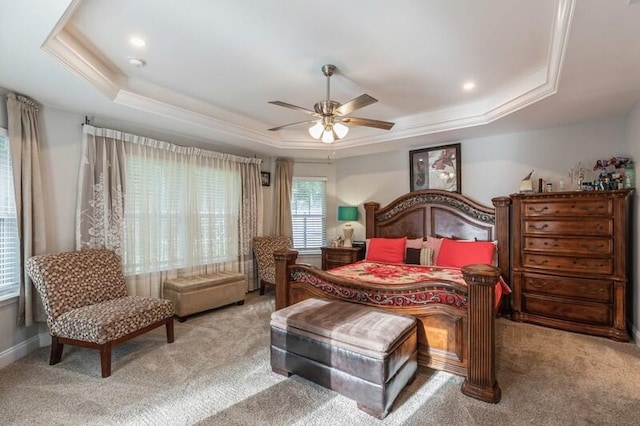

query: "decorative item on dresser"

left=337, top=205, right=359, bottom=248
left=510, top=189, right=633, bottom=341
left=321, top=246, right=365, bottom=270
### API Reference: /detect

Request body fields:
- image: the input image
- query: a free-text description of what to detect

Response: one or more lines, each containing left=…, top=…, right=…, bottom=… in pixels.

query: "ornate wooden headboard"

left=363, top=189, right=512, bottom=283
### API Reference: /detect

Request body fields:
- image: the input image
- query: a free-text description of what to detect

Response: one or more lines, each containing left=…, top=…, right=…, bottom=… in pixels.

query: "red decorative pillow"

left=435, top=238, right=496, bottom=268
left=366, top=237, right=407, bottom=264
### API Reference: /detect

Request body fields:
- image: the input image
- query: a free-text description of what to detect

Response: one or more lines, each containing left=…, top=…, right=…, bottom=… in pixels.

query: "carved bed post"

left=363, top=202, right=380, bottom=238
left=492, top=196, right=512, bottom=317
left=491, top=196, right=511, bottom=281
left=461, top=264, right=501, bottom=403
left=274, top=250, right=298, bottom=311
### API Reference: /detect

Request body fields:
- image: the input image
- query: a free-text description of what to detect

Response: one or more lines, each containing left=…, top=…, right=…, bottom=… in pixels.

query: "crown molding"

left=41, top=0, right=575, bottom=154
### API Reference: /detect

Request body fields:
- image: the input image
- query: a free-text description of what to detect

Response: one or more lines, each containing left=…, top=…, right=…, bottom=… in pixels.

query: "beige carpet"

left=1, top=292, right=639, bottom=426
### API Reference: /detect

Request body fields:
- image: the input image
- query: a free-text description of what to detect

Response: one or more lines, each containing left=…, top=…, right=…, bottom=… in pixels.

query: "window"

left=291, top=177, right=326, bottom=251
left=124, top=154, right=240, bottom=274
left=0, top=129, right=20, bottom=300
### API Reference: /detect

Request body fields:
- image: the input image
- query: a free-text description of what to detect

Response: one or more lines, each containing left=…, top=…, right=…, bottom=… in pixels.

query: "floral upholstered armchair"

left=26, top=249, right=175, bottom=378
left=252, top=236, right=292, bottom=295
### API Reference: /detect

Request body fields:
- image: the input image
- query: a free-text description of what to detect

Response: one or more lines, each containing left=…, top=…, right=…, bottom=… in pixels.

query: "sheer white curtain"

left=77, top=125, right=262, bottom=297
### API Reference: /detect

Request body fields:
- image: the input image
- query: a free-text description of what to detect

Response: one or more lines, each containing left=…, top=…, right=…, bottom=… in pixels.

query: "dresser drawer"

left=523, top=219, right=612, bottom=236
left=523, top=254, right=612, bottom=274
left=522, top=199, right=612, bottom=217
left=326, top=252, right=354, bottom=264
left=321, top=247, right=364, bottom=270
left=523, top=236, right=612, bottom=256
left=522, top=273, right=612, bottom=302
left=522, top=294, right=610, bottom=325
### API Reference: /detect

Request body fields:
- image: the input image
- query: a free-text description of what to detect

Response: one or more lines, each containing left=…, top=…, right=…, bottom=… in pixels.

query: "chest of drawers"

left=510, top=190, right=633, bottom=341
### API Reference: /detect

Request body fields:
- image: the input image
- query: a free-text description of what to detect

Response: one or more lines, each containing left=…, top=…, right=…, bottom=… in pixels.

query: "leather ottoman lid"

left=271, top=297, right=416, bottom=355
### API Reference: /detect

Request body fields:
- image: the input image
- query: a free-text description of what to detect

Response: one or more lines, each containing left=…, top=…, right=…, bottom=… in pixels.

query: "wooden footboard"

left=274, top=250, right=501, bottom=403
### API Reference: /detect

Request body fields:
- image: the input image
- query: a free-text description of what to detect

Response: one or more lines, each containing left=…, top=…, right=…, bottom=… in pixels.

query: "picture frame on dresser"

left=409, top=143, right=461, bottom=192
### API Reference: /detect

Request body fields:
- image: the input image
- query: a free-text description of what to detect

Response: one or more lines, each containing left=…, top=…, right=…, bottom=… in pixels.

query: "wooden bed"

left=274, top=189, right=512, bottom=403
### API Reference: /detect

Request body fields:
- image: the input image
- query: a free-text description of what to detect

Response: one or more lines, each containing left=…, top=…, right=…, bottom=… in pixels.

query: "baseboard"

left=0, top=335, right=41, bottom=370
left=39, top=330, right=51, bottom=347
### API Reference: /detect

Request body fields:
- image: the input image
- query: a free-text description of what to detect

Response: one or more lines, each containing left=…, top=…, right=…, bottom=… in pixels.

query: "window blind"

left=124, top=153, right=240, bottom=275
left=0, top=129, right=20, bottom=300
left=291, top=177, right=326, bottom=250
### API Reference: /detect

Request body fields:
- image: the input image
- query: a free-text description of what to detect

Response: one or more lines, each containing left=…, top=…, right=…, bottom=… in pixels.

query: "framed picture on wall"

left=409, top=143, right=461, bottom=193
left=261, top=171, right=271, bottom=187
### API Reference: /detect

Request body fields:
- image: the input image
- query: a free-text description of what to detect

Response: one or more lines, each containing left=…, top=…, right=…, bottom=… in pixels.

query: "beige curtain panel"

left=6, top=93, right=47, bottom=326
left=273, top=157, right=294, bottom=238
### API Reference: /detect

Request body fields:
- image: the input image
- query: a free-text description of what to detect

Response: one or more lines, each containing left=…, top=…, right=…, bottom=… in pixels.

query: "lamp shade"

left=337, top=206, right=358, bottom=221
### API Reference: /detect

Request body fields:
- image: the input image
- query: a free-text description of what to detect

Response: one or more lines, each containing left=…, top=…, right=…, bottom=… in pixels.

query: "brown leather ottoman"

left=270, top=297, right=417, bottom=419
left=163, top=273, right=246, bottom=321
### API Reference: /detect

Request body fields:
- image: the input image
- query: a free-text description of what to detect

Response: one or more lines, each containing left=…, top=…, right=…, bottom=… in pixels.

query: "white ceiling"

left=1, top=0, right=639, bottom=159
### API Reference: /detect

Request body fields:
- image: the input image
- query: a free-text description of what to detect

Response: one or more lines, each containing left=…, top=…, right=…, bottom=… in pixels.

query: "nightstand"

left=321, top=246, right=365, bottom=270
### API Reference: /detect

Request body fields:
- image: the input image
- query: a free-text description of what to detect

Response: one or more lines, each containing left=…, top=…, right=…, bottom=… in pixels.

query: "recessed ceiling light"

left=463, top=81, right=475, bottom=91
left=128, top=58, right=146, bottom=68
left=129, top=36, right=146, bottom=48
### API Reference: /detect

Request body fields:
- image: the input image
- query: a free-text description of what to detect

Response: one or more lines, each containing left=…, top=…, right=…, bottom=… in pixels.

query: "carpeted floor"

left=1, top=292, right=639, bottom=426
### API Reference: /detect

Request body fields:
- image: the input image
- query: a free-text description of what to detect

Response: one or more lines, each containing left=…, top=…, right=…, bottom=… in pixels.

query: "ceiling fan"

left=268, top=64, right=395, bottom=143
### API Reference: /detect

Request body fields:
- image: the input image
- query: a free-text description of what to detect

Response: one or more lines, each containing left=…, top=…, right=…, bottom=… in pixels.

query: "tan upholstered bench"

left=164, top=272, right=246, bottom=321
left=270, top=297, right=417, bottom=419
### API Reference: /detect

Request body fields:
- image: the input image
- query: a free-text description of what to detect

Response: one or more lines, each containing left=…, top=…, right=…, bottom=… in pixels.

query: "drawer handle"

left=529, top=281, right=548, bottom=288
left=573, top=260, right=605, bottom=268
left=578, top=243, right=606, bottom=250
left=530, top=206, right=548, bottom=213
left=581, top=286, right=605, bottom=295
left=529, top=259, right=548, bottom=266
left=538, top=240, right=559, bottom=247
left=580, top=206, right=604, bottom=214
left=530, top=224, right=549, bottom=230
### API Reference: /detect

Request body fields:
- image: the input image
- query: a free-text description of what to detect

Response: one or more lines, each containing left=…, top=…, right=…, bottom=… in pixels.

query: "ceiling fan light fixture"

left=269, top=64, right=394, bottom=140
left=333, top=121, right=349, bottom=139
left=309, top=121, right=324, bottom=139
left=321, top=128, right=335, bottom=144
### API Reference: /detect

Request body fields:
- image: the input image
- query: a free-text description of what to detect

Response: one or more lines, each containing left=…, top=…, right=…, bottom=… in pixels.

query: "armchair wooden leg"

left=259, top=280, right=266, bottom=295
left=49, top=336, right=64, bottom=365
left=100, top=343, right=112, bottom=378
left=166, top=318, right=175, bottom=343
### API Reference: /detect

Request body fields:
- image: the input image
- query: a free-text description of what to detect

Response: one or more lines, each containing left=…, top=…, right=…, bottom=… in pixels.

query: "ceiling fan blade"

left=268, top=101, right=317, bottom=116
left=340, top=116, right=395, bottom=130
left=268, top=119, right=318, bottom=131
left=334, top=94, right=378, bottom=116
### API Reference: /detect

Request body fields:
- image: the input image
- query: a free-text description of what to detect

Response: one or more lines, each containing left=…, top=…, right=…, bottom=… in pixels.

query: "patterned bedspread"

left=290, top=261, right=509, bottom=310
left=328, top=261, right=465, bottom=285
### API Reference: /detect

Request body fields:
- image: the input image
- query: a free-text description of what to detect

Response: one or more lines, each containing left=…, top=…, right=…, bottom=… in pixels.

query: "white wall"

left=625, top=102, right=640, bottom=341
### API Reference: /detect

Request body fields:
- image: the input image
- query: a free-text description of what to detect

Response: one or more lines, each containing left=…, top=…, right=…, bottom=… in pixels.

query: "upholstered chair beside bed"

left=253, top=236, right=292, bottom=295
left=26, top=249, right=175, bottom=378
